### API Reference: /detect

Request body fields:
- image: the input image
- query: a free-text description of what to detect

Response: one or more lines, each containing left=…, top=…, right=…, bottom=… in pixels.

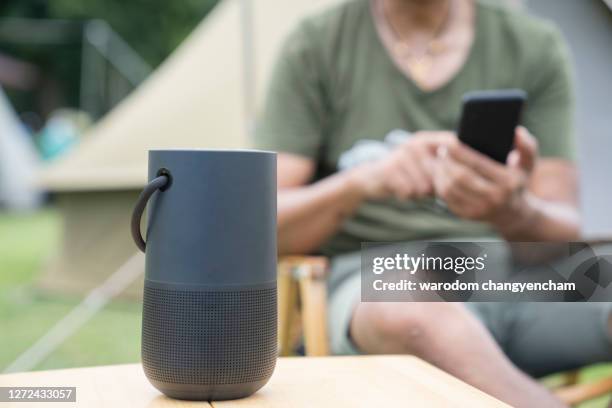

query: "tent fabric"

left=39, top=0, right=342, bottom=192
left=0, top=87, right=41, bottom=210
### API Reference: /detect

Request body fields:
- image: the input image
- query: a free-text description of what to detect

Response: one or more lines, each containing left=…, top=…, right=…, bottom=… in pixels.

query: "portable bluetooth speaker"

left=131, top=149, right=277, bottom=401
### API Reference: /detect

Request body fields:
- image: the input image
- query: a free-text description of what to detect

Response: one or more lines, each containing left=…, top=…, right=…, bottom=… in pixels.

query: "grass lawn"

left=0, top=209, right=141, bottom=371
left=0, top=209, right=610, bottom=406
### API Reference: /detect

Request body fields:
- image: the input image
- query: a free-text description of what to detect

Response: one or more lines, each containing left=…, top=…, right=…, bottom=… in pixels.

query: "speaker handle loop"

left=131, top=174, right=170, bottom=252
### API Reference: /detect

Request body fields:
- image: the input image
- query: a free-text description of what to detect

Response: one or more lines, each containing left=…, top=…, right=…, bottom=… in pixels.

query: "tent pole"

left=240, top=0, right=256, bottom=139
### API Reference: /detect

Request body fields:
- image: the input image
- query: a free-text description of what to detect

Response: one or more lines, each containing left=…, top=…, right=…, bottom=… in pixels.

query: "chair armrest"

left=278, top=256, right=330, bottom=356
left=279, top=256, right=328, bottom=279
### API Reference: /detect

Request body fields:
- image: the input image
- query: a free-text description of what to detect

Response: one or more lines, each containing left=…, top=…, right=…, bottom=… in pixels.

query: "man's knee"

left=351, top=302, right=473, bottom=355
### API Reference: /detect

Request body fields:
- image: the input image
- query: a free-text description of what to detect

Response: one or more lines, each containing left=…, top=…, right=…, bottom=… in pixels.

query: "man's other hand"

left=349, top=131, right=456, bottom=201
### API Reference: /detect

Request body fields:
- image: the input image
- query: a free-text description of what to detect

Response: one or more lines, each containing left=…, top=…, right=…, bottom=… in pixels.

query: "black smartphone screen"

left=457, top=89, right=526, bottom=163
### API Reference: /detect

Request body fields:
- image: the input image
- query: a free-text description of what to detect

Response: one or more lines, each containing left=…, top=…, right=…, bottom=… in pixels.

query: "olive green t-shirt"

left=254, top=0, right=575, bottom=256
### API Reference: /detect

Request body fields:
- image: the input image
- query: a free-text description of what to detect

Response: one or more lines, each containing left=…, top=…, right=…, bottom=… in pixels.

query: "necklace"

left=380, top=0, right=456, bottom=87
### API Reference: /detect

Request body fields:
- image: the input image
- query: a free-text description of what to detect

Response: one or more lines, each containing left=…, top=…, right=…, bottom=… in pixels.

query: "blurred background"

left=0, top=0, right=216, bottom=373
left=0, top=0, right=610, bottom=406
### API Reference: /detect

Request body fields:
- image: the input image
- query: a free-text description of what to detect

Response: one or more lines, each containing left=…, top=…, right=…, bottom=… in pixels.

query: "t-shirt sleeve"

left=521, top=25, right=576, bottom=160
left=253, top=22, right=329, bottom=159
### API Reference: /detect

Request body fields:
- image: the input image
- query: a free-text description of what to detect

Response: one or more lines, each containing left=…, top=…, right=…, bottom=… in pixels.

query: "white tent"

left=0, top=87, right=41, bottom=210
left=38, top=0, right=340, bottom=296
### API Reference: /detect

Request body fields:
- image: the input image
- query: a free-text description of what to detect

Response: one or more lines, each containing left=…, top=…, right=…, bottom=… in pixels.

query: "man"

left=255, top=0, right=612, bottom=405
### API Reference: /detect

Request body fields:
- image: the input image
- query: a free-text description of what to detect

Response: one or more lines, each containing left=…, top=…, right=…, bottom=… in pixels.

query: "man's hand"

left=348, top=131, right=456, bottom=201
left=432, top=127, right=538, bottom=226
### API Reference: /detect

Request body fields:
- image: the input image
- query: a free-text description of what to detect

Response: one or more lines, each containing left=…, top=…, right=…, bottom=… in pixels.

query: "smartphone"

left=457, top=89, right=526, bottom=163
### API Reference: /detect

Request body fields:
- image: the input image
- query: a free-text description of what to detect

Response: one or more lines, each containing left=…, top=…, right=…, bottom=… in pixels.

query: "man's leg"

left=350, top=300, right=562, bottom=407
left=328, top=261, right=562, bottom=407
left=326, top=249, right=568, bottom=407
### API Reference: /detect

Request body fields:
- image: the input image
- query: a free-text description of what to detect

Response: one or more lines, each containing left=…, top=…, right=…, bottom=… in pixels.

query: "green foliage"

left=0, top=0, right=219, bottom=67
left=0, top=0, right=219, bottom=119
left=46, top=0, right=219, bottom=68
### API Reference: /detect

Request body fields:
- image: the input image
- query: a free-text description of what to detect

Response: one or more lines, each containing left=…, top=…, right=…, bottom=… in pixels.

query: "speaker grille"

left=142, top=285, right=277, bottom=385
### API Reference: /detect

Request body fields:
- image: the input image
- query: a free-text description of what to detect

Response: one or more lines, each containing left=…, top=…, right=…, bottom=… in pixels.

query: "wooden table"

left=0, top=356, right=508, bottom=407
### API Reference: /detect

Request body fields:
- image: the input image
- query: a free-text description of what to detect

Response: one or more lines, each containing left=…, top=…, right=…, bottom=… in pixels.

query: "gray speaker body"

left=140, top=149, right=277, bottom=400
